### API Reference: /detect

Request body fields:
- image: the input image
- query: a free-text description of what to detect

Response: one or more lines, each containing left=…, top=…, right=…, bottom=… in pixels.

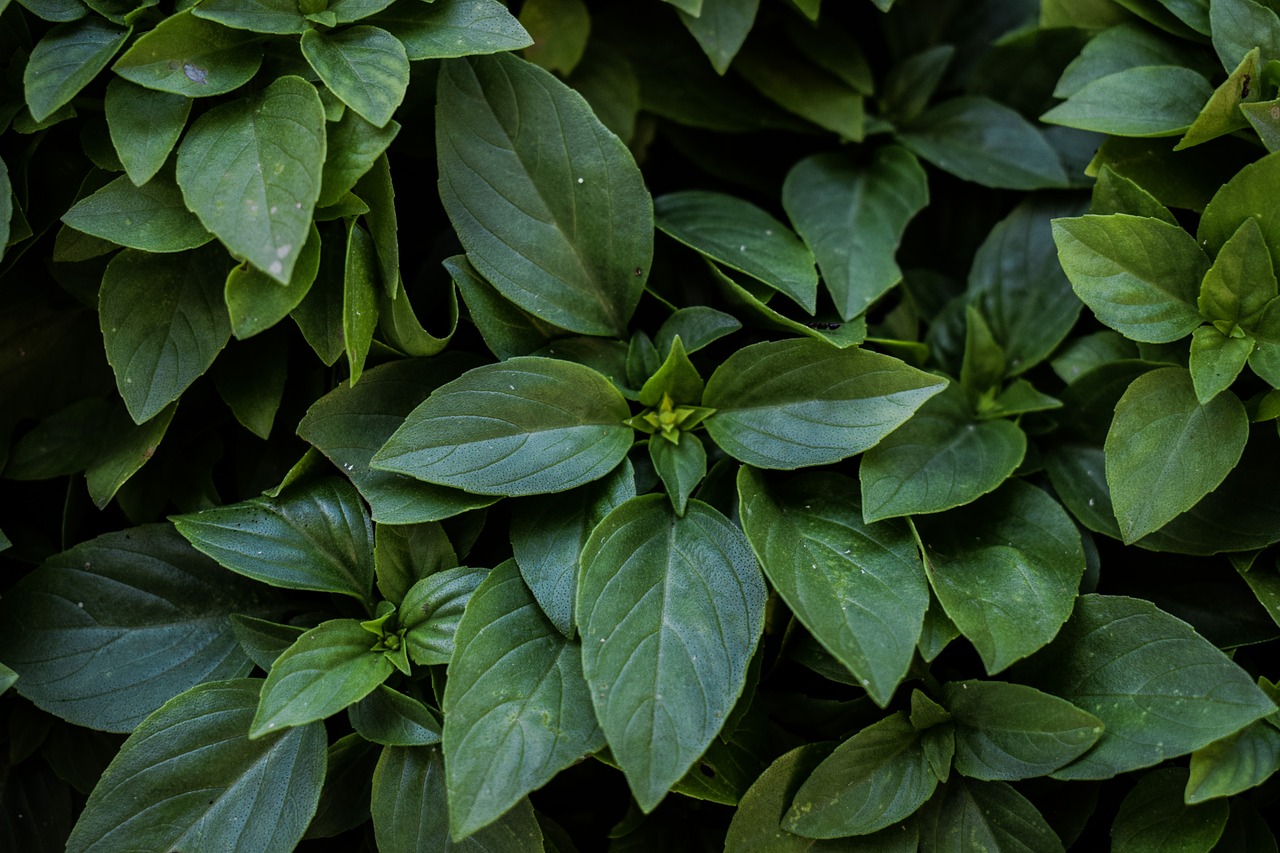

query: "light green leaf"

left=703, top=338, right=947, bottom=470
left=1176, top=49, right=1259, bottom=150
left=859, top=384, right=1026, bottom=522
left=374, top=0, right=533, bottom=61
left=782, top=147, right=927, bottom=321
left=899, top=96, right=1068, bottom=190
left=225, top=221, right=323, bottom=340
left=520, top=0, right=589, bottom=75
left=916, top=778, right=1063, bottom=853
left=297, top=356, right=497, bottom=524
left=319, top=112, right=399, bottom=207
left=86, top=402, right=177, bottom=508
left=301, top=26, right=408, bottom=128
left=251, top=619, right=392, bottom=736
left=192, top=0, right=308, bottom=34
left=656, top=190, right=817, bottom=313
left=350, top=685, right=441, bottom=747
left=104, top=78, right=191, bottom=186
left=100, top=245, right=231, bottom=424
left=63, top=172, right=212, bottom=253
left=944, top=680, right=1103, bottom=781
left=343, top=221, right=378, bottom=384
left=371, top=357, right=633, bottom=497
left=1198, top=218, right=1277, bottom=332
left=1051, top=214, right=1208, bottom=343
left=738, top=468, right=927, bottom=708
left=1091, top=166, right=1177, bottom=223
left=443, top=560, right=603, bottom=839
left=1242, top=98, right=1280, bottom=152
left=1043, top=66, right=1212, bottom=137
left=400, top=565, right=489, bottom=666
left=638, top=335, right=703, bottom=407
left=578, top=496, right=765, bottom=811
left=649, top=432, right=705, bottom=517
left=914, top=480, right=1085, bottom=674
left=678, top=0, right=759, bottom=74
left=1188, top=326, right=1253, bottom=403
left=25, top=18, right=129, bottom=122
left=1031, top=595, right=1277, bottom=779
left=371, top=746, right=545, bottom=852
left=1111, top=768, right=1228, bottom=853
left=785, top=712, right=936, bottom=838
left=1199, top=152, right=1280, bottom=280
left=172, top=476, right=376, bottom=604
left=65, top=680, right=326, bottom=853
left=0, top=524, right=260, bottom=732
left=176, top=75, right=326, bottom=284
left=1105, top=367, right=1248, bottom=542
left=0, top=662, right=15, bottom=696
left=508, top=462, right=634, bottom=636
left=1186, top=721, right=1280, bottom=803
left=436, top=52, right=651, bottom=337
left=112, top=10, right=264, bottom=98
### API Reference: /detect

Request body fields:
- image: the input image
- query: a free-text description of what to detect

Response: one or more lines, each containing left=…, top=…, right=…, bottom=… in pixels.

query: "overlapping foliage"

left=2, top=0, right=1279, bottom=849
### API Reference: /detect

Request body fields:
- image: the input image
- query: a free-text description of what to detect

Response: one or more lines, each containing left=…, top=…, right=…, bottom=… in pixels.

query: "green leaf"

left=104, top=78, right=191, bottom=186
left=1243, top=98, right=1280, bottom=151
left=520, top=0, right=589, bottom=75
left=1186, top=721, right=1280, bottom=803
left=251, top=618, right=392, bottom=736
left=914, top=480, right=1085, bottom=674
left=1176, top=49, right=1259, bottom=150
left=371, top=746, right=545, bottom=852
left=732, top=41, right=865, bottom=140
left=62, top=172, right=212, bottom=253
left=343, top=221, right=378, bottom=384
left=192, top=0, right=308, bottom=34
left=655, top=307, right=741, bottom=356
left=578, top=496, right=765, bottom=811
left=5, top=397, right=111, bottom=480
left=292, top=229, right=349, bottom=364
left=25, top=18, right=129, bottom=122
left=100, top=245, right=231, bottom=424
left=1199, top=218, right=1277, bottom=332
left=298, top=356, right=497, bottom=524
left=372, top=357, right=633, bottom=497
left=230, top=614, right=305, bottom=671
left=1188, top=326, right=1253, bottom=403
left=739, top=468, right=927, bottom=707
left=374, top=0, right=531, bottom=60
left=355, top=152, right=401, bottom=298
left=916, top=778, right=1063, bottom=853
left=1051, top=214, right=1208, bottom=343
left=782, top=147, right=928, bottom=321
left=1029, top=594, right=1277, bottom=779
left=678, top=0, right=759, bottom=74
left=1198, top=152, right=1280, bottom=273
left=1042, top=66, right=1212, bottom=137
left=0, top=662, right=16, bottom=696
left=1211, top=0, right=1280, bottom=71
left=649, top=432, right=705, bottom=516
left=172, top=476, right=375, bottom=604
left=445, top=253, right=563, bottom=359
left=65, top=680, right=326, bottom=853
left=112, top=10, right=264, bottom=98
left=400, top=565, right=489, bottom=666
left=319, top=112, right=399, bottom=208
left=176, top=75, right=326, bottom=284
left=302, top=26, right=408, bottom=128
left=944, top=680, right=1103, bottom=781
left=442, top=560, right=603, bottom=838
left=705, top=262, right=868, bottom=349
left=859, top=384, right=1025, bottom=522
left=655, top=190, right=818, bottom=314
left=1105, top=367, right=1248, bottom=542
left=225, top=221, right=323, bottom=340
left=1091, top=166, right=1177, bottom=224
left=899, top=96, right=1068, bottom=191
left=86, top=402, right=177, bottom=509
left=703, top=338, right=947, bottom=470
left=0, top=524, right=261, bottom=732
left=1111, top=768, right=1228, bottom=853
left=436, top=52, right=651, bottom=337
left=1054, top=23, right=1210, bottom=98
left=508, top=462, right=634, bottom=636
left=350, top=685, right=441, bottom=747
left=374, top=521, right=459, bottom=606
left=785, top=712, right=936, bottom=838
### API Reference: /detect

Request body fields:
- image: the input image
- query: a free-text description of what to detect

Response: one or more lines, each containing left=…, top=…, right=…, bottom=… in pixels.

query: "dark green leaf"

left=319, top=112, right=400, bottom=208
left=1211, top=0, right=1280, bottom=71
left=1186, top=721, right=1280, bottom=802
left=65, top=680, right=326, bottom=853
left=103, top=78, right=191, bottom=187
left=225, top=222, right=323, bottom=340
left=372, top=357, right=633, bottom=497
left=192, top=0, right=308, bottom=34
left=1054, top=24, right=1211, bottom=99
left=655, top=307, right=741, bottom=356
left=350, top=685, right=442, bottom=747
left=112, top=10, right=264, bottom=98
left=5, top=397, right=111, bottom=480
left=578, top=496, right=765, bottom=811
left=914, top=480, right=1085, bottom=674
left=1042, top=66, right=1212, bottom=137
left=375, top=0, right=533, bottom=61
left=230, top=614, right=305, bottom=671
left=519, top=0, right=589, bottom=75
left=1188, top=326, right=1252, bottom=403
left=176, top=75, right=326, bottom=284
left=173, top=476, right=375, bottom=604
left=1030, top=594, right=1276, bottom=779
left=1198, top=151, right=1280, bottom=275
left=678, top=0, right=759, bottom=74
left=1111, top=768, right=1228, bottom=853
left=25, top=19, right=129, bottom=122
left=85, top=402, right=177, bottom=509
left=0, top=524, right=259, bottom=732
left=782, top=147, right=928, bottom=321
left=436, top=52, right=651, bottom=337
left=343, top=221, right=378, bottom=384
left=400, top=565, right=489, bottom=666
left=732, top=41, right=865, bottom=140
left=916, top=777, right=1063, bottom=853
left=739, top=468, right=927, bottom=708
left=302, top=26, right=408, bottom=128
left=703, top=339, right=947, bottom=470
left=374, top=520, right=459, bottom=605
left=63, top=173, right=212, bottom=253
left=649, top=433, right=705, bottom=516
left=442, top=560, right=603, bottom=838
left=1198, top=218, right=1276, bottom=332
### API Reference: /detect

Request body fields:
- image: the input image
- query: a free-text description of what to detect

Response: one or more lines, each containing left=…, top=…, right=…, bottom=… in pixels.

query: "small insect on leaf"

left=183, top=63, right=209, bottom=85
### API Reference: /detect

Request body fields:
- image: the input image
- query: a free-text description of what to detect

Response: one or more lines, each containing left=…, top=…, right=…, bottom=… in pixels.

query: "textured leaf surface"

left=375, top=0, right=532, bottom=61
left=112, top=10, right=263, bottom=97
left=1111, top=767, right=1228, bottom=853
left=63, top=173, right=212, bottom=253
left=916, top=778, right=1063, bottom=853
left=25, top=18, right=129, bottom=121
left=301, top=26, right=408, bottom=128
